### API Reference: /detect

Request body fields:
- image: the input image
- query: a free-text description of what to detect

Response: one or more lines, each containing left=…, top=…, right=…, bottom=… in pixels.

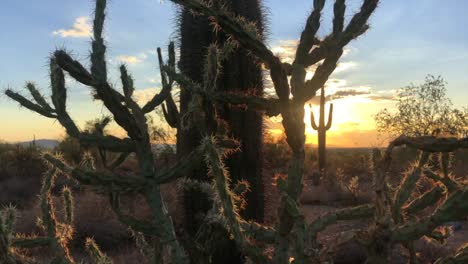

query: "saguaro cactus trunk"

left=310, top=86, right=333, bottom=181
left=179, top=0, right=265, bottom=222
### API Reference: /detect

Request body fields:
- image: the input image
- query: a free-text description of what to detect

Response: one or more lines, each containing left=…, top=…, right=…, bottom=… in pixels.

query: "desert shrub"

left=0, top=144, right=46, bottom=207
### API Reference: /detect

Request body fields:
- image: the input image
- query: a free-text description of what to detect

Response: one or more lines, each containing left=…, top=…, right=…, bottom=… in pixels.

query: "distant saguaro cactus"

left=310, top=86, right=333, bottom=181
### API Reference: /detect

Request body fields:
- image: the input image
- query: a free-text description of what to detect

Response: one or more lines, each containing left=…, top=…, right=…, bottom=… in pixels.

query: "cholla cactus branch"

left=85, top=238, right=113, bottom=264
left=392, top=152, right=430, bottom=222
left=40, top=169, right=74, bottom=263
left=109, top=192, right=159, bottom=235
left=389, top=135, right=468, bottom=153
left=154, top=146, right=205, bottom=184
left=333, top=0, right=346, bottom=35
left=119, top=65, right=135, bottom=100
left=5, top=89, right=57, bottom=118
left=403, top=184, right=446, bottom=215
left=309, top=204, right=375, bottom=238
left=62, top=187, right=74, bottom=225
left=423, top=168, right=460, bottom=193
left=43, top=153, right=147, bottom=193
left=141, top=45, right=174, bottom=113
left=50, top=58, right=80, bottom=137
left=163, top=65, right=281, bottom=116
left=202, top=136, right=269, bottom=263
left=11, top=237, right=50, bottom=248
left=26, top=82, right=54, bottom=112
left=77, top=134, right=135, bottom=152
left=162, top=94, right=180, bottom=128
left=434, top=243, right=468, bottom=264
left=391, top=186, right=468, bottom=243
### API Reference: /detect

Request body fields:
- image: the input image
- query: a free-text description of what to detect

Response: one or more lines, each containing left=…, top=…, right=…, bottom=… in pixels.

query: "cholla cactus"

left=310, top=86, right=333, bottom=179
left=0, top=169, right=102, bottom=264
left=362, top=136, right=468, bottom=263
left=5, top=0, right=196, bottom=262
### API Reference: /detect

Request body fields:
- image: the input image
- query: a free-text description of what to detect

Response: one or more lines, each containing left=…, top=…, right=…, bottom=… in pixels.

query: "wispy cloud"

left=116, top=53, right=148, bottom=65
left=117, top=55, right=142, bottom=64
left=133, top=87, right=159, bottom=104
left=52, top=16, right=92, bottom=38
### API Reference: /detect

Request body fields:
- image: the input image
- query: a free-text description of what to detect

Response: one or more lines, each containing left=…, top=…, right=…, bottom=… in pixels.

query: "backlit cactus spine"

left=310, top=86, right=333, bottom=179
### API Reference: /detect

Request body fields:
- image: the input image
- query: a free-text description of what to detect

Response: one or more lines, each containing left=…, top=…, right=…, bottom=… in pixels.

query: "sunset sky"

left=1, top=0, right=467, bottom=147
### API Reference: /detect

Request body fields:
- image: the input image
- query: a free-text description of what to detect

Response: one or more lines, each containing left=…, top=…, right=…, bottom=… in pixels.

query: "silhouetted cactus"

left=164, top=1, right=379, bottom=263
left=310, top=86, right=333, bottom=181
left=5, top=0, right=193, bottom=262
left=0, top=169, right=112, bottom=264
left=176, top=0, right=266, bottom=234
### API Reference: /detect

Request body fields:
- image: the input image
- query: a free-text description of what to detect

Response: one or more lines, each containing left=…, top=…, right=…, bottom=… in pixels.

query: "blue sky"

left=1, top=0, right=467, bottom=145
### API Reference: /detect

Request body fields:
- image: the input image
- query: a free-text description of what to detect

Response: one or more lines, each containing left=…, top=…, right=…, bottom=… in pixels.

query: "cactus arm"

left=391, top=186, right=468, bottom=243
left=43, top=153, right=146, bottom=192
left=161, top=94, right=180, bottom=128
left=163, top=64, right=282, bottom=116
left=154, top=146, right=204, bottom=184
left=90, top=0, right=107, bottom=83
left=141, top=46, right=173, bottom=113
left=301, top=0, right=377, bottom=102
left=26, top=82, right=54, bottom=112
left=309, top=204, right=375, bottom=238
left=54, top=50, right=95, bottom=86
left=290, top=0, right=325, bottom=97
left=145, top=186, right=189, bottom=264
left=85, top=238, right=113, bottom=264
left=169, top=0, right=291, bottom=101
left=434, top=243, right=468, bottom=264
left=310, top=106, right=319, bottom=130
left=389, top=135, right=468, bottom=153
left=325, top=103, right=333, bottom=130
left=50, top=58, right=80, bottom=137
left=170, top=1, right=276, bottom=67
left=40, top=169, right=74, bottom=263
left=333, top=0, right=346, bottom=35
left=85, top=0, right=142, bottom=139
left=403, top=184, right=445, bottom=216
left=339, top=0, right=376, bottom=46
left=294, top=0, right=325, bottom=65
left=4, top=89, right=57, bottom=118
left=62, top=187, right=74, bottom=225
left=108, top=152, right=131, bottom=170
left=303, top=49, right=343, bottom=103
left=392, top=152, right=430, bottom=222
left=119, top=65, right=135, bottom=102
left=109, top=193, right=159, bottom=235
left=78, top=134, right=135, bottom=152
left=203, top=137, right=270, bottom=263
left=11, top=236, right=50, bottom=248
left=241, top=221, right=276, bottom=243
left=423, top=168, right=460, bottom=193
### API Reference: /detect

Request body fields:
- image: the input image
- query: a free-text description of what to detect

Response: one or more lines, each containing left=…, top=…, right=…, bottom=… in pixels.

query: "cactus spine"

left=310, top=86, right=333, bottom=180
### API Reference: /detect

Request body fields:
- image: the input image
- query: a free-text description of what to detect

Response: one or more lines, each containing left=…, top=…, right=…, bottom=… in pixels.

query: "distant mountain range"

left=17, top=139, right=59, bottom=149
left=15, top=139, right=176, bottom=153
left=13, top=139, right=374, bottom=151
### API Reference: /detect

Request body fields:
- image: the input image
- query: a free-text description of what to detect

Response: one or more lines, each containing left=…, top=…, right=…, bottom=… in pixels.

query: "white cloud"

left=117, top=55, right=143, bottom=65
left=52, top=16, right=92, bottom=38
left=133, top=87, right=159, bottom=104
left=116, top=53, right=149, bottom=65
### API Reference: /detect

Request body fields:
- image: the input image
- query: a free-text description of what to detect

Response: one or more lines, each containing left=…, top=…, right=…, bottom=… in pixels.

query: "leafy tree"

left=374, top=75, right=467, bottom=138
